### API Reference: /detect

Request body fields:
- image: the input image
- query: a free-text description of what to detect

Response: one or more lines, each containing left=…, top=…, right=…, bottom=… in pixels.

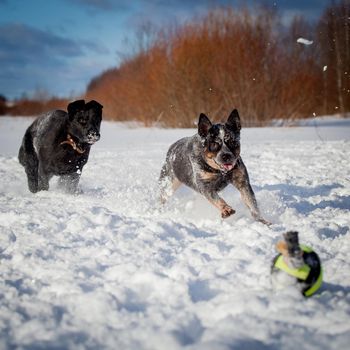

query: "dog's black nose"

left=221, top=153, right=233, bottom=162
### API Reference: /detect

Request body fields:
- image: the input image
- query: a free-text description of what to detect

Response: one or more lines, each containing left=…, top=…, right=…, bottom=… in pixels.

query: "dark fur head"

left=198, top=109, right=241, bottom=172
left=67, top=99, right=103, bottom=144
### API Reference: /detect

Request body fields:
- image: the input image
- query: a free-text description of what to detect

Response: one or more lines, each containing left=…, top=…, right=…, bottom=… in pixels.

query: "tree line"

left=2, top=1, right=350, bottom=127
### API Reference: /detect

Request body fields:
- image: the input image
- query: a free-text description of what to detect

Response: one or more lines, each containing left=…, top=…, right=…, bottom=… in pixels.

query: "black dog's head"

left=198, top=109, right=241, bottom=172
left=67, top=99, right=103, bottom=144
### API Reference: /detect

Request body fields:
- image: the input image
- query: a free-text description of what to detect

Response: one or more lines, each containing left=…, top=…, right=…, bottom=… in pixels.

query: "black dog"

left=159, top=109, right=269, bottom=224
left=18, top=99, right=103, bottom=193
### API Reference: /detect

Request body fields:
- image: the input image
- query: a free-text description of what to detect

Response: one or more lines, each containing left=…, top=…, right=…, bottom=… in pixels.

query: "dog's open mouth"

left=213, top=159, right=236, bottom=172
left=222, top=163, right=234, bottom=171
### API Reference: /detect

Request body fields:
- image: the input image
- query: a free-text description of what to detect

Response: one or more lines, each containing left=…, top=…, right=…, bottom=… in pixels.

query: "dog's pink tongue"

left=223, top=163, right=233, bottom=171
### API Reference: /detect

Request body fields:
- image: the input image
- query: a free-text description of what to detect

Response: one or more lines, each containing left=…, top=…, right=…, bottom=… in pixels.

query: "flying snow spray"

left=271, top=231, right=322, bottom=297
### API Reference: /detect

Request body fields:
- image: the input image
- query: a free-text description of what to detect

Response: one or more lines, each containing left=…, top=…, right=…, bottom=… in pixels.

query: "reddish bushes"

left=7, top=98, right=69, bottom=116
left=86, top=5, right=341, bottom=127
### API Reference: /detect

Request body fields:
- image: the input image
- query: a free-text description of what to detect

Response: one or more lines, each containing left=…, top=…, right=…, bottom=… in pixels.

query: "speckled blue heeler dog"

left=159, top=109, right=270, bottom=224
left=18, top=99, right=103, bottom=193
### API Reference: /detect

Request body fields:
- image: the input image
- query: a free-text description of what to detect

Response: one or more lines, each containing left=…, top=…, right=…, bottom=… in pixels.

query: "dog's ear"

left=85, top=100, right=103, bottom=111
left=198, top=113, right=212, bottom=138
left=67, top=100, right=85, bottom=119
left=226, top=109, right=241, bottom=132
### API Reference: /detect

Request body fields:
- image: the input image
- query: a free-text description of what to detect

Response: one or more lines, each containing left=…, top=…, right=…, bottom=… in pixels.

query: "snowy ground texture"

left=0, top=116, right=350, bottom=350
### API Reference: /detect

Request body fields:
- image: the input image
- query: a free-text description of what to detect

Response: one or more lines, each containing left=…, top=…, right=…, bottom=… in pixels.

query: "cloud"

left=81, top=40, right=110, bottom=55
left=68, top=0, right=130, bottom=12
left=275, top=0, right=329, bottom=11
left=0, top=23, right=83, bottom=64
left=0, top=23, right=110, bottom=98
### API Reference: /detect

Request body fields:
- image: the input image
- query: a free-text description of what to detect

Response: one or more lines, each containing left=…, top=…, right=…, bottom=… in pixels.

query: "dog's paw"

left=221, top=205, right=235, bottom=218
left=257, top=217, right=272, bottom=226
left=252, top=212, right=272, bottom=226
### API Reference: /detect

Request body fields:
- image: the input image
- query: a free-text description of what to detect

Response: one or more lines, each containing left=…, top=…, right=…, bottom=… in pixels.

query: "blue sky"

left=0, top=0, right=330, bottom=100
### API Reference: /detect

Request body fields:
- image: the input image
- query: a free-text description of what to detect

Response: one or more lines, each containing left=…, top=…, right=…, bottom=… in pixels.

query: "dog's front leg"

left=232, top=162, right=270, bottom=225
left=202, top=190, right=235, bottom=218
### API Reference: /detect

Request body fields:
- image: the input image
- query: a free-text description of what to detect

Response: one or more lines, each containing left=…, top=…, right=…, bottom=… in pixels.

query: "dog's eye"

left=78, top=118, right=87, bottom=125
left=225, top=138, right=233, bottom=147
left=209, top=142, right=221, bottom=152
left=224, top=134, right=237, bottom=148
left=224, top=133, right=235, bottom=143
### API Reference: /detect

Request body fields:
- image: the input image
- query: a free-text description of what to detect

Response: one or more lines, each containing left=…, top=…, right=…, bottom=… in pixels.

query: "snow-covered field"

left=0, top=116, right=349, bottom=349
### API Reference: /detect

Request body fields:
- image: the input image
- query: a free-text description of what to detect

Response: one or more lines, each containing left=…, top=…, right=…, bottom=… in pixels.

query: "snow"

left=297, top=37, right=314, bottom=45
left=0, top=115, right=350, bottom=349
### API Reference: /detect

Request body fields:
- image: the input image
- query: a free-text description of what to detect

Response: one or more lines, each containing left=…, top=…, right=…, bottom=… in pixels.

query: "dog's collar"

left=199, top=157, right=221, bottom=174
left=60, top=134, right=85, bottom=154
